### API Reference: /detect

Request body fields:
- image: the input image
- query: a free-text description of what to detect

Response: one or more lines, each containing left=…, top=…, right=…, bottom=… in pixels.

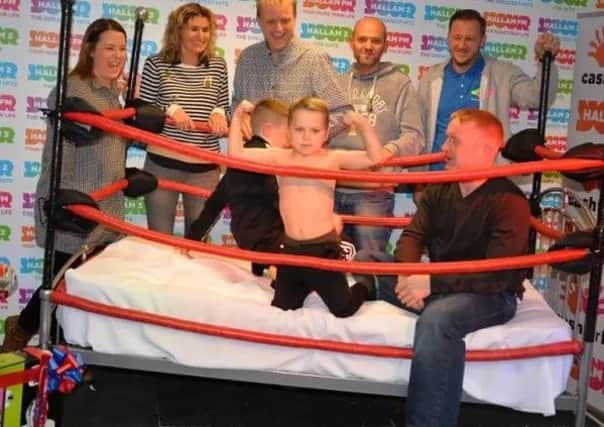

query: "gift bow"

left=47, top=346, right=85, bottom=393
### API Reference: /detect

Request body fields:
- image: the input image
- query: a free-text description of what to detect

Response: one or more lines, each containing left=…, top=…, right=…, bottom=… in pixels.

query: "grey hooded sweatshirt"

left=330, top=62, right=425, bottom=169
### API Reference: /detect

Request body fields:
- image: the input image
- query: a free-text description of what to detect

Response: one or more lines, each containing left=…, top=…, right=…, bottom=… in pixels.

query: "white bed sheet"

left=58, top=236, right=573, bottom=415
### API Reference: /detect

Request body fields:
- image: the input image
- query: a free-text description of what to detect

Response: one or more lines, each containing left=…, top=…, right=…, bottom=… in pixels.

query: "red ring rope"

left=97, top=107, right=212, bottom=132
left=87, top=178, right=571, bottom=238
left=535, top=145, right=564, bottom=160
left=64, top=111, right=604, bottom=184
left=66, top=204, right=588, bottom=275
left=529, top=216, right=564, bottom=240
left=94, top=108, right=443, bottom=167
left=50, top=280, right=582, bottom=361
left=53, top=111, right=587, bottom=362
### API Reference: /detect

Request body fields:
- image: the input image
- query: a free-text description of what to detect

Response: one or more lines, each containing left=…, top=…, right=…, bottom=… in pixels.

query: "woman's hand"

left=171, top=107, right=195, bottom=132
left=208, top=112, right=228, bottom=136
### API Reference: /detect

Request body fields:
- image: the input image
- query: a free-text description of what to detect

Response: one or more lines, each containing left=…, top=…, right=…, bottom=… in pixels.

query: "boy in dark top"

left=185, top=98, right=289, bottom=275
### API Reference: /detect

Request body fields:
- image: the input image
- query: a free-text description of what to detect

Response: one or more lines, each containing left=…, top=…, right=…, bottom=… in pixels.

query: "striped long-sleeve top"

left=139, top=55, right=231, bottom=163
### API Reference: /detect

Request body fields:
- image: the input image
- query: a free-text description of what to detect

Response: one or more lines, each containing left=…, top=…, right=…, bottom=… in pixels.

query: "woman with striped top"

left=139, top=3, right=231, bottom=235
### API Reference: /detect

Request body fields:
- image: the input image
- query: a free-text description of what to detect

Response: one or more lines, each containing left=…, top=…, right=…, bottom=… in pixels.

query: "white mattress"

left=58, top=237, right=573, bottom=415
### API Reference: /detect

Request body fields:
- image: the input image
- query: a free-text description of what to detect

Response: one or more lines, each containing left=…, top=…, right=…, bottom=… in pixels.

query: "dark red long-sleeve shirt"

left=395, top=178, right=530, bottom=296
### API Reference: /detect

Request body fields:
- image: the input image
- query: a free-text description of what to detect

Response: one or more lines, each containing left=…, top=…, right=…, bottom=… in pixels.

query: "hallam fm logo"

left=509, top=106, right=538, bottom=121
left=0, top=191, right=13, bottom=210
left=545, top=135, right=567, bottom=152
left=26, top=96, right=47, bottom=114
left=423, top=5, right=457, bottom=23
left=0, top=0, right=20, bottom=13
left=364, top=1, right=415, bottom=19
left=558, top=78, right=573, bottom=95
left=537, top=18, right=578, bottom=37
left=331, top=57, right=351, bottom=74
left=484, top=12, right=531, bottom=33
left=221, top=206, right=232, bottom=221
left=527, top=108, right=539, bottom=122
left=222, top=233, right=236, bottom=247
left=547, top=107, right=569, bottom=124
left=24, top=161, right=41, bottom=178
left=125, top=198, right=146, bottom=216
left=19, top=257, right=43, bottom=275
left=0, top=27, right=19, bottom=46
left=0, top=159, right=14, bottom=183
left=21, top=225, right=35, bottom=246
left=0, top=290, right=8, bottom=306
left=236, top=16, right=261, bottom=34
left=19, top=288, right=35, bottom=305
left=302, top=0, right=355, bottom=13
left=29, top=30, right=59, bottom=49
left=25, top=128, right=46, bottom=149
left=127, top=39, right=158, bottom=58
left=101, top=3, right=160, bottom=24
left=0, top=127, right=16, bottom=144
left=0, top=94, right=16, bottom=113
left=215, top=14, right=227, bottom=32
left=22, top=192, right=35, bottom=216
left=30, top=0, right=91, bottom=18
left=556, top=49, right=575, bottom=66
left=387, top=32, right=412, bottom=50
left=28, top=31, right=82, bottom=53
left=300, top=23, right=352, bottom=43
left=576, top=100, right=604, bottom=133
left=70, top=33, right=83, bottom=52
left=420, top=34, right=448, bottom=53
left=484, top=42, right=528, bottom=60
left=28, top=64, right=57, bottom=83
left=0, top=225, right=10, bottom=242
left=541, top=0, right=588, bottom=8
left=0, top=62, right=17, bottom=79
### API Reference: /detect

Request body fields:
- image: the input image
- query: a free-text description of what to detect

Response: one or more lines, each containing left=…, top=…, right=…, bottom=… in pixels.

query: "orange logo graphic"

left=25, top=128, right=46, bottom=147
left=576, top=100, right=604, bottom=133
left=589, top=27, right=604, bottom=67
left=21, top=226, right=35, bottom=244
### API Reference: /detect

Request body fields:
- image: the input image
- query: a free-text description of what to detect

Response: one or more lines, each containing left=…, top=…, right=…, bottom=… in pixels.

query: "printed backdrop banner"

left=0, top=0, right=603, bottom=407
left=564, top=10, right=604, bottom=410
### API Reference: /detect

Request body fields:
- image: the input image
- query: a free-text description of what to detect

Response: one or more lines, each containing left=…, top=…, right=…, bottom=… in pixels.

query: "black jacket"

left=186, top=135, right=284, bottom=251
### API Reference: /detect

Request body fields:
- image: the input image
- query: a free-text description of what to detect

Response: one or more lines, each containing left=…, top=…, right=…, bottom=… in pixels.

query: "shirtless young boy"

left=229, top=97, right=389, bottom=317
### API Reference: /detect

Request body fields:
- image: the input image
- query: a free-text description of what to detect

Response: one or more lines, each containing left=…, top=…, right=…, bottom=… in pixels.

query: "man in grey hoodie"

left=330, top=17, right=424, bottom=253
left=418, top=9, right=560, bottom=171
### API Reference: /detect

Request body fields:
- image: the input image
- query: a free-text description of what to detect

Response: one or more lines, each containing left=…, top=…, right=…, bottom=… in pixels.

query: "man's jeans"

left=357, top=250, right=518, bottom=427
left=335, top=189, right=394, bottom=253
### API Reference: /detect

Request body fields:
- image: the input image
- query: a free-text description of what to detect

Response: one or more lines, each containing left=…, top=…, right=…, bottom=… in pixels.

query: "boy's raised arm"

left=337, top=112, right=391, bottom=170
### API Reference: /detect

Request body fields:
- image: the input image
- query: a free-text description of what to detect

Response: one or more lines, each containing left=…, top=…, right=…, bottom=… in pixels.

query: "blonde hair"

left=256, top=0, right=297, bottom=18
left=288, top=97, right=329, bottom=128
left=70, top=19, right=126, bottom=79
left=251, top=98, right=289, bottom=135
left=450, top=109, right=504, bottom=149
left=159, top=3, right=217, bottom=64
